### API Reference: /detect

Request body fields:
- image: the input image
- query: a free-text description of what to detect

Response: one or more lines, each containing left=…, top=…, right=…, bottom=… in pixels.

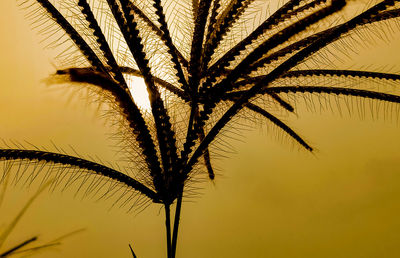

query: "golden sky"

left=1, top=1, right=400, bottom=257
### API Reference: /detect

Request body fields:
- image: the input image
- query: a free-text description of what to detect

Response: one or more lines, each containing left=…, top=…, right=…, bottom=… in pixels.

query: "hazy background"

left=1, top=1, right=400, bottom=257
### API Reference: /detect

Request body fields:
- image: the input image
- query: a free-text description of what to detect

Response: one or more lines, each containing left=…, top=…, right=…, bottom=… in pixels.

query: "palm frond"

left=35, top=0, right=106, bottom=72
left=282, top=69, right=400, bottom=81
left=189, top=0, right=347, bottom=167
left=201, top=0, right=255, bottom=73
left=113, top=0, right=180, bottom=190
left=152, top=0, right=189, bottom=90
left=127, top=1, right=189, bottom=68
left=189, top=0, right=213, bottom=93
left=77, top=0, right=128, bottom=89
left=267, top=86, right=400, bottom=104
left=0, top=149, right=159, bottom=202
left=244, top=103, right=312, bottom=151
left=200, top=0, right=346, bottom=110
left=54, top=67, right=164, bottom=193
left=241, top=8, right=400, bottom=79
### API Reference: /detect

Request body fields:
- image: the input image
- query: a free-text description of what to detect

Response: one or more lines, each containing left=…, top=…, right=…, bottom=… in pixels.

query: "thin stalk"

left=171, top=187, right=183, bottom=258
left=165, top=204, right=172, bottom=258
left=128, top=244, right=137, bottom=258
left=0, top=236, right=37, bottom=257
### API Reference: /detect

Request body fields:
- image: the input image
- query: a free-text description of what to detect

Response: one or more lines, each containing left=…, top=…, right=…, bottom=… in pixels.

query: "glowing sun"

left=129, top=76, right=151, bottom=111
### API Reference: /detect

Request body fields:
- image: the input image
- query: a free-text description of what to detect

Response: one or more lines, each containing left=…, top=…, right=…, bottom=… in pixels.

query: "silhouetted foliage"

left=3, top=0, right=400, bottom=257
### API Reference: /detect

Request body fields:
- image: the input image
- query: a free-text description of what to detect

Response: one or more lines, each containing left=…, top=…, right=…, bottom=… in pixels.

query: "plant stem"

left=165, top=204, right=172, bottom=258
left=128, top=244, right=137, bottom=258
left=0, top=236, right=37, bottom=257
left=171, top=188, right=183, bottom=258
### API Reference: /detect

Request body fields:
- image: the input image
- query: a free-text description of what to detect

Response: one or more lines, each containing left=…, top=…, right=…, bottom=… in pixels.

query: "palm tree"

left=3, top=0, right=400, bottom=257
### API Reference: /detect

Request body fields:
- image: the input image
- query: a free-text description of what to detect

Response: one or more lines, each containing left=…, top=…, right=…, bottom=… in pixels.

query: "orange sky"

left=1, top=1, right=400, bottom=257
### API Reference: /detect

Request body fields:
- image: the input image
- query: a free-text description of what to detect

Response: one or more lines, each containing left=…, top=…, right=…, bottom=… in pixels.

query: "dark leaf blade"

left=241, top=8, right=400, bottom=83
left=77, top=0, right=128, bottom=89
left=206, top=0, right=304, bottom=76
left=245, top=103, right=313, bottom=151
left=0, top=149, right=159, bottom=202
left=226, top=86, right=295, bottom=112
left=282, top=69, right=400, bottom=81
left=267, top=86, right=400, bottom=104
left=207, top=0, right=346, bottom=97
left=108, top=0, right=179, bottom=201
left=202, top=0, right=255, bottom=73
left=204, top=0, right=327, bottom=85
left=198, top=128, right=215, bottom=180
left=152, top=0, right=189, bottom=90
left=191, top=0, right=347, bottom=166
left=0, top=236, right=37, bottom=257
left=35, top=0, right=106, bottom=73
left=54, top=68, right=164, bottom=194
left=127, top=1, right=189, bottom=68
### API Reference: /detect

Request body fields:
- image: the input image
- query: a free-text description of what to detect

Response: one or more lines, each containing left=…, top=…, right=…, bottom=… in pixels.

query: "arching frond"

left=54, top=67, right=164, bottom=193
left=0, top=149, right=159, bottom=202
left=282, top=69, right=400, bottom=81
left=199, top=0, right=346, bottom=117
left=267, top=86, right=400, bottom=104
left=34, top=0, right=106, bottom=72
left=127, top=1, right=189, bottom=68
left=151, top=0, right=189, bottom=90
left=244, top=103, right=312, bottom=151
left=77, top=0, right=128, bottom=89
left=111, top=0, right=179, bottom=185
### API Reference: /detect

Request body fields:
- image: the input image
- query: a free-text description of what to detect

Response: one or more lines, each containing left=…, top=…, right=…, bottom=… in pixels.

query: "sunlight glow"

left=129, top=76, right=151, bottom=111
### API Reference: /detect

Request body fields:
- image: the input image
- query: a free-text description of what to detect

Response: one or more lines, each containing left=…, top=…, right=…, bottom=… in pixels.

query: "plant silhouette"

left=3, top=0, right=400, bottom=257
